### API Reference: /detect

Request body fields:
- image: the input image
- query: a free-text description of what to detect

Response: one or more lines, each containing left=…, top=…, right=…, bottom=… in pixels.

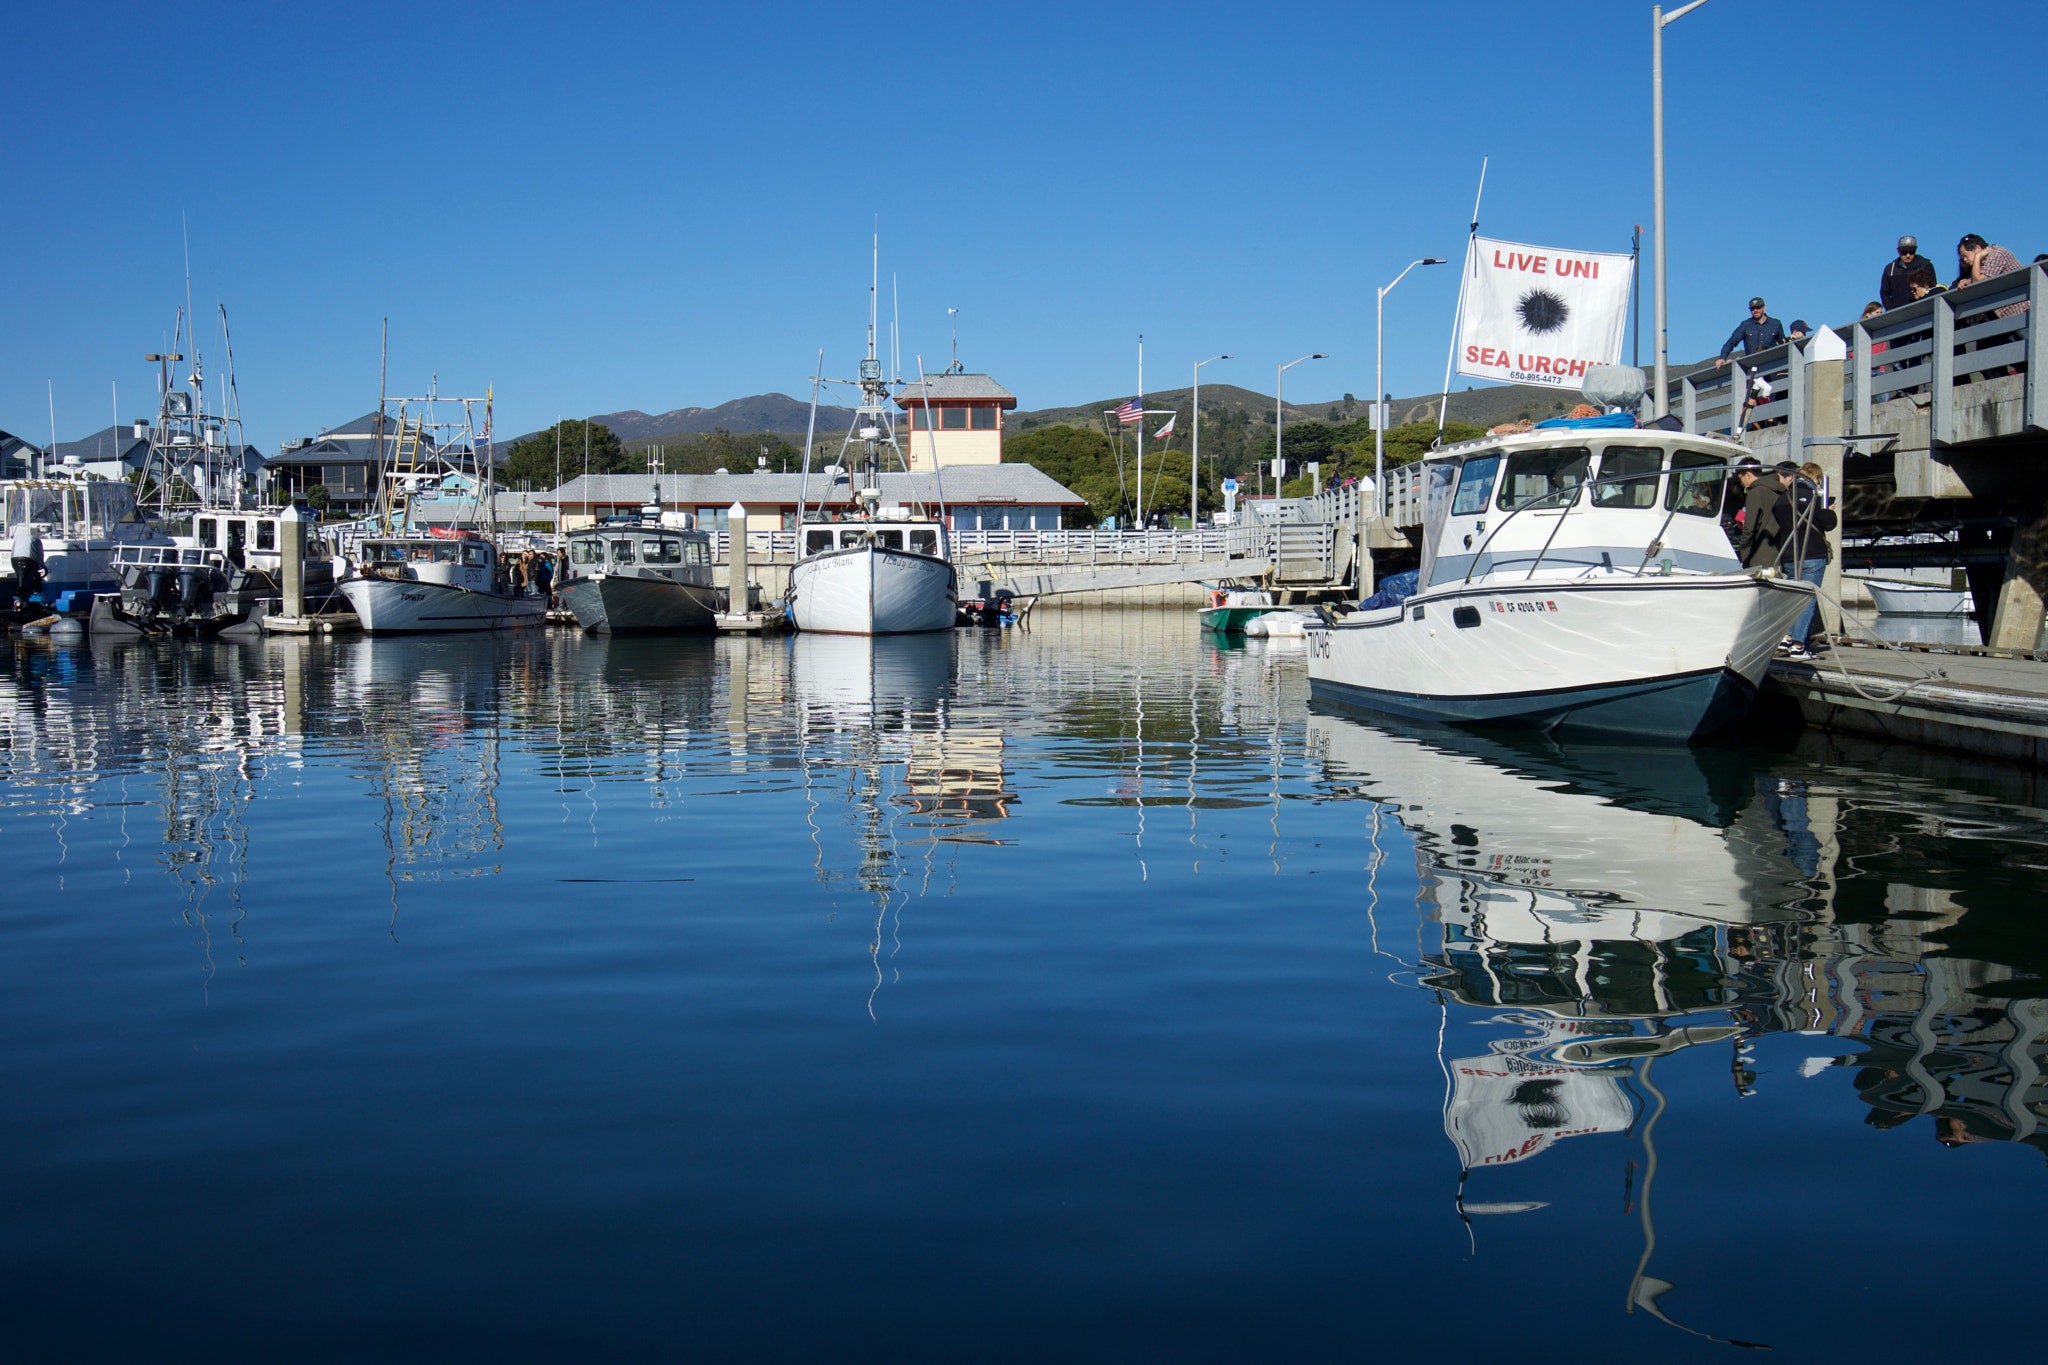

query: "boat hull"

left=340, top=577, right=547, bottom=634
left=560, top=571, right=717, bottom=633
left=1198, top=606, right=1278, bottom=633
left=1305, top=573, right=1813, bottom=741
left=789, top=546, right=956, bottom=635
left=1864, top=580, right=1971, bottom=616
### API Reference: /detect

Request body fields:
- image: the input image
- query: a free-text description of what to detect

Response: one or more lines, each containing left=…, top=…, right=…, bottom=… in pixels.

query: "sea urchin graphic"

left=1516, top=288, right=1570, bottom=335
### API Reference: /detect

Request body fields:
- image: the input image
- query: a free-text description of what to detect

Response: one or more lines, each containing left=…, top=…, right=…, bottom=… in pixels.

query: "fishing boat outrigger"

left=1304, top=424, right=1814, bottom=741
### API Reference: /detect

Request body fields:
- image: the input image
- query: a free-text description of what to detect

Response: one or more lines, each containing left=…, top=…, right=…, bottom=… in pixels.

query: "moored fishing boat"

left=1304, top=424, right=1814, bottom=741
left=784, top=243, right=958, bottom=636
left=1856, top=576, right=1971, bottom=617
left=341, top=530, right=545, bottom=633
left=1197, top=587, right=1278, bottom=634
left=559, top=497, right=718, bottom=633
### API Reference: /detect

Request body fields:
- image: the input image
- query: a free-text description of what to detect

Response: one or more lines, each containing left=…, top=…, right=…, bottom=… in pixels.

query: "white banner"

left=1456, top=236, right=1635, bottom=390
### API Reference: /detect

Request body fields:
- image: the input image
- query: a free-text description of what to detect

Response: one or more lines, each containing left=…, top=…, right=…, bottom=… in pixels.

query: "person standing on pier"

left=530, top=549, right=554, bottom=608
left=1716, top=297, right=1786, bottom=370
left=1736, top=461, right=1787, bottom=570
left=1778, top=462, right=1837, bottom=658
left=1880, top=236, right=1936, bottom=312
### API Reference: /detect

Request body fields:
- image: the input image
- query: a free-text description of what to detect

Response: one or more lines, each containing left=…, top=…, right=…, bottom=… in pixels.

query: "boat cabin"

left=190, top=511, right=333, bottom=571
left=801, top=522, right=946, bottom=558
left=360, top=534, right=500, bottom=591
left=566, top=525, right=713, bottom=576
left=1416, top=429, right=1746, bottom=589
left=2, top=478, right=154, bottom=542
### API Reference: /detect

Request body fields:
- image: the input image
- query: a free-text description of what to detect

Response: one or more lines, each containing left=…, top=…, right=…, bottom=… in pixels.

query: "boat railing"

left=112, top=543, right=230, bottom=571
left=1461, top=462, right=1766, bottom=584
left=701, top=527, right=1277, bottom=565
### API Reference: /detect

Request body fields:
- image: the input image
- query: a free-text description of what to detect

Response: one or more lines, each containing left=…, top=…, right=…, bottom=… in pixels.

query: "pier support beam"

left=1806, top=331, right=1846, bottom=639
left=1987, top=501, right=2048, bottom=651
left=725, top=501, right=748, bottom=615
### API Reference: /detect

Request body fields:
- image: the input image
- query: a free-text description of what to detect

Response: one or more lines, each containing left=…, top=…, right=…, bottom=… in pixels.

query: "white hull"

left=340, top=577, right=547, bottom=634
left=1861, top=579, right=1971, bottom=616
left=1307, top=572, right=1814, bottom=741
left=788, top=546, right=956, bottom=635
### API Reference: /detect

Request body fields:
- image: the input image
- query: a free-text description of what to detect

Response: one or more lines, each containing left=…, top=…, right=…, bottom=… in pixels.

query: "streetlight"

left=1652, top=0, right=1714, bottom=418
left=1275, top=353, right=1326, bottom=500
left=1375, top=258, right=1446, bottom=514
left=1192, top=353, right=1231, bottom=527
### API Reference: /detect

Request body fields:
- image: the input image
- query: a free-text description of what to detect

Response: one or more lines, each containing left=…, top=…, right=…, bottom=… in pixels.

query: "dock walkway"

left=1766, top=642, right=2048, bottom=765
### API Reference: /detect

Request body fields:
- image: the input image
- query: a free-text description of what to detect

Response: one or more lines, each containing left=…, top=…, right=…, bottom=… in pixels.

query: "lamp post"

left=1652, top=0, right=1714, bottom=418
left=1375, top=259, right=1445, bottom=515
left=1276, top=353, right=1325, bottom=501
left=1192, top=353, right=1230, bottom=527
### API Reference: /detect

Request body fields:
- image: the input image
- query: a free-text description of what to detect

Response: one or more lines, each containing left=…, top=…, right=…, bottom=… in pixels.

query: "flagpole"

left=1436, top=156, right=1487, bottom=442
left=1136, top=334, right=1145, bottom=530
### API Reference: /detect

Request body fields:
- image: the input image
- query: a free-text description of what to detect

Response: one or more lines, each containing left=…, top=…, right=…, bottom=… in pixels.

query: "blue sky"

left=5, top=0, right=2039, bottom=453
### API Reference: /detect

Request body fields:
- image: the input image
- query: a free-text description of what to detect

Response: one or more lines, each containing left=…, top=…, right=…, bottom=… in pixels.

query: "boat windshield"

left=1590, top=445, right=1663, bottom=509
left=1498, top=447, right=1591, bottom=510
left=1666, top=450, right=1727, bottom=518
left=641, top=537, right=682, bottom=564
left=1449, top=457, right=1500, bottom=516
left=909, top=528, right=939, bottom=556
left=570, top=539, right=604, bottom=564
left=609, top=539, right=635, bottom=564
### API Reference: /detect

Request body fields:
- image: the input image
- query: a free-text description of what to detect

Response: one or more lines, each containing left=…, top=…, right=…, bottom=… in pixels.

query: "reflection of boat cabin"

left=893, top=374, right=1016, bottom=471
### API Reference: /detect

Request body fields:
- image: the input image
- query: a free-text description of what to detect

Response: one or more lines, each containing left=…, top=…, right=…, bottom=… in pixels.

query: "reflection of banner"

left=1456, top=237, right=1634, bottom=390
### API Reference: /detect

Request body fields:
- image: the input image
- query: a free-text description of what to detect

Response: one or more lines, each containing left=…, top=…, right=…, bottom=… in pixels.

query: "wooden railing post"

left=1932, top=292, right=1955, bottom=447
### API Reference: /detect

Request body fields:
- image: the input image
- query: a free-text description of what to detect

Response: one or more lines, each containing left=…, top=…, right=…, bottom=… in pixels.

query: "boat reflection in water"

left=790, top=633, right=1015, bottom=1010
left=1307, top=707, right=2048, bottom=1348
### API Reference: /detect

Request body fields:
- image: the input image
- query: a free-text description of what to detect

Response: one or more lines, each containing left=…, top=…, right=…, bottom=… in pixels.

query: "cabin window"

left=971, top=408, right=997, bottom=430
left=1450, top=456, right=1501, bottom=517
left=610, top=539, right=635, bottom=564
left=1499, top=447, right=1591, bottom=510
left=570, top=540, right=604, bottom=564
left=942, top=408, right=966, bottom=430
left=806, top=530, right=835, bottom=554
left=433, top=544, right=459, bottom=563
left=643, top=538, right=681, bottom=563
left=255, top=520, right=277, bottom=551
left=909, top=529, right=939, bottom=555
left=1666, top=451, right=1726, bottom=519
left=463, top=544, right=489, bottom=567
left=196, top=517, right=218, bottom=548
left=874, top=530, right=905, bottom=550
left=1592, top=446, right=1663, bottom=509
left=685, top=540, right=710, bottom=565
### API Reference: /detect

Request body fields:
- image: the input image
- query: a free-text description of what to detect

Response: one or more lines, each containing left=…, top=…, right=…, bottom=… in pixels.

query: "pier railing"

left=697, top=526, right=1281, bottom=567
left=1664, top=263, right=2042, bottom=447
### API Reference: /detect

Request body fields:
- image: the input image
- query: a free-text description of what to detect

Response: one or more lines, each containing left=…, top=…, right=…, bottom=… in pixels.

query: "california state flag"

left=1152, top=414, right=1176, bottom=439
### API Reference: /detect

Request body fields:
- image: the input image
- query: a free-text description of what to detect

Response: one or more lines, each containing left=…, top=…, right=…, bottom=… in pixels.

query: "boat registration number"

left=1491, top=600, right=1559, bottom=614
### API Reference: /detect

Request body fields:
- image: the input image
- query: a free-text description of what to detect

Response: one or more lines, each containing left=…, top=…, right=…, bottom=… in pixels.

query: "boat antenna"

left=1434, top=155, right=1487, bottom=445
left=948, top=309, right=960, bottom=373
left=797, top=349, right=823, bottom=524
left=372, top=318, right=389, bottom=531
left=892, top=274, right=901, bottom=383
left=219, top=304, right=245, bottom=506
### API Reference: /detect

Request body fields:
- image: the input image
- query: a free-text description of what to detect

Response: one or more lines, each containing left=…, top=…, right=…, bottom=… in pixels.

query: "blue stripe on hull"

left=1309, top=666, right=1757, bottom=743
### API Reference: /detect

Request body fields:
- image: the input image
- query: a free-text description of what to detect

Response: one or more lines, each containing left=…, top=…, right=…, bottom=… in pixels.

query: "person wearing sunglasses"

left=1880, top=235, right=1934, bottom=312
left=1716, top=296, right=1786, bottom=369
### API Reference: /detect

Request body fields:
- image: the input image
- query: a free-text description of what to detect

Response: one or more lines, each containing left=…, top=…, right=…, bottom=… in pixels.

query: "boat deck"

left=1764, top=641, right=2048, bottom=766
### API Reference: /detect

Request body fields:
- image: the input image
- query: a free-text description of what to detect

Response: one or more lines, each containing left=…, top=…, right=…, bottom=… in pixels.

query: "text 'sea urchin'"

left=1516, top=289, right=1569, bottom=335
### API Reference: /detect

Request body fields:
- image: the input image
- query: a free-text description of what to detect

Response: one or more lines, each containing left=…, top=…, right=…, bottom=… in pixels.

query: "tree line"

left=498, top=421, right=807, bottom=489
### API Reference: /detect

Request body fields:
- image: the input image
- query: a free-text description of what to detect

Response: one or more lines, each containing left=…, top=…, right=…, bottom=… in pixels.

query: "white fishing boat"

left=1304, top=424, right=1814, bottom=741
left=342, top=531, right=545, bottom=633
left=1855, top=575, right=1971, bottom=617
left=559, top=496, right=718, bottom=633
left=785, top=245, right=958, bottom=636
left=337, top=386, right=543, bottom=634
left=4, top=469, right=170, bottom=621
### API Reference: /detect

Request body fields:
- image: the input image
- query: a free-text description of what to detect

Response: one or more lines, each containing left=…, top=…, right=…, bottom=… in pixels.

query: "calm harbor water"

left=4, top=613, right=2045, bottom=1362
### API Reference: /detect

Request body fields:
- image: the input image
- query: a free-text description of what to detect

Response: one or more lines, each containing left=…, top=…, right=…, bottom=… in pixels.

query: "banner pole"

left=1435, top=156, right=1487, bottom=443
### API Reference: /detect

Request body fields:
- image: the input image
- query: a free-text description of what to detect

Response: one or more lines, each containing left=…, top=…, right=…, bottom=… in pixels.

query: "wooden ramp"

left=1765, top=643, right=2048, bottom=766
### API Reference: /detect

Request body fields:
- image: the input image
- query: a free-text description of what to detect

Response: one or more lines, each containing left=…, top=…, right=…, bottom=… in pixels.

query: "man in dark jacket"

left=1736, top=462, right=1786, bottom=568
left=1716, top=298, right=1786, bottom=368
left=1879, top=236, right=1936, bottom=312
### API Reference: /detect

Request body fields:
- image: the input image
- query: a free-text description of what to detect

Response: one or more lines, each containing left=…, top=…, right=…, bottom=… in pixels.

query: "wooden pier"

left=1764, top=642, right=2048, bottom=766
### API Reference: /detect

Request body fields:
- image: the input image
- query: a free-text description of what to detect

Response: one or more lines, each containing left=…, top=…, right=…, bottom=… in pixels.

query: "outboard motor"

left=178, top=565, right=212, bottom=613
left=150, top=562, right=180, bottom=607
left=11, top=528, right=45, bottom=606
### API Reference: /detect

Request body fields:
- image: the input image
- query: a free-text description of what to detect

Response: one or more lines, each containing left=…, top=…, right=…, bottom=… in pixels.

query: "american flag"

left=1112, top=399, right=1142, bottom=425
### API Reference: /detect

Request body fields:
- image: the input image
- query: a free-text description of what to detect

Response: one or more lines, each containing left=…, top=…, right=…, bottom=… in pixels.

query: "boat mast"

left=831, top=235, right=908, bottom=520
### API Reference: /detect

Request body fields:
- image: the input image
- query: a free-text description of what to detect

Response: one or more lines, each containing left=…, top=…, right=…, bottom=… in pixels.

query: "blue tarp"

left=1534, top=411, right=1639, bottom=430
left=1359, top=569, right=1419, bottom=611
